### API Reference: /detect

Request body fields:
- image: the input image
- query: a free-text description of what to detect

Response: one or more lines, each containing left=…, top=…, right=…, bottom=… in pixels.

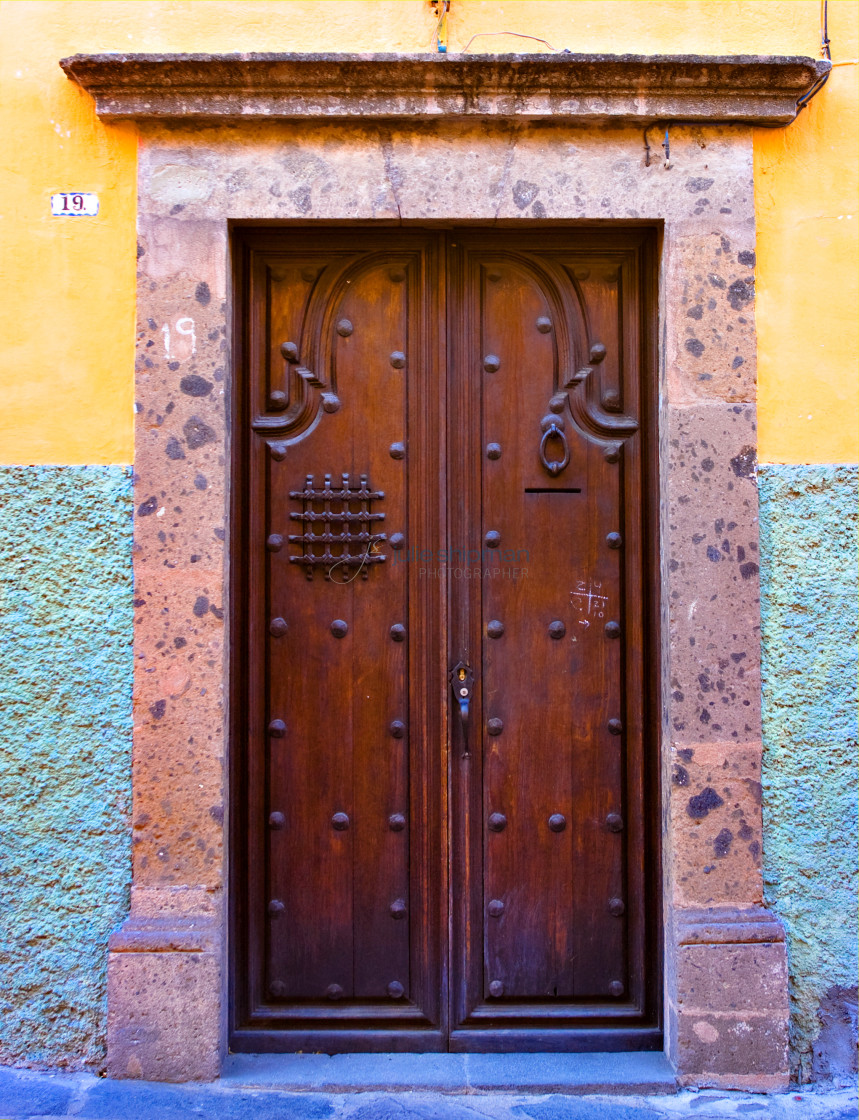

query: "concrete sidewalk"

left=1, top=1064, right=857, bottom=1120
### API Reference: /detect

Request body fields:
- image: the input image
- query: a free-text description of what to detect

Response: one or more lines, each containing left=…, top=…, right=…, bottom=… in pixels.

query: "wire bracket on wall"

left=662, top=128, right=671, bottom=168
left=643, top=124, right=672, bottom=169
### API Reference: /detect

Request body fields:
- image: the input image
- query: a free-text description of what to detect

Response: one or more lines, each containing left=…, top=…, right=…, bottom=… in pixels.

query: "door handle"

left=449, top=661, right=474, bottom=758
left=539, top=415, right=570, bottom=477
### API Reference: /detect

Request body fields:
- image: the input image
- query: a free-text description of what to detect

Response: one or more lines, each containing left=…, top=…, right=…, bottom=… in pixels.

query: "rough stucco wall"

left=0, top=467, right=133, bottom=1068
left=759, top=464, right=859, bottom=1082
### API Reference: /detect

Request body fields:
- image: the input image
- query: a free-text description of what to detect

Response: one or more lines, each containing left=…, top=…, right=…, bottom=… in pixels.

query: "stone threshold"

left=222, top=1051, right=677, bottom=1094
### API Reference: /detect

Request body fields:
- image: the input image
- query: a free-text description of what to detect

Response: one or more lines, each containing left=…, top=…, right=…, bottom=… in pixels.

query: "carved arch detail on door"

left=484, top=253, right=640, bottom=466
left=253, top=251, right=414, bottom=451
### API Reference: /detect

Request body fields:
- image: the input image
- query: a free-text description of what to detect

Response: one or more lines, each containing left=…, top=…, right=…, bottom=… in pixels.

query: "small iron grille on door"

left=288, top=472, right=387, bottom=580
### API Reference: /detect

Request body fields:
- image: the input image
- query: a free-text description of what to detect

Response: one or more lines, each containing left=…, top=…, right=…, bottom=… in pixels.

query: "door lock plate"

left=449, top=661, right=474, bottom=757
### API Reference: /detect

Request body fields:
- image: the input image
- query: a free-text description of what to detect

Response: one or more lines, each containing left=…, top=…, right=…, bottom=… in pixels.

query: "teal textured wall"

left=0, top=466, right=132, bottom=1069
left=0, top=460, right=855, bottom=1075
left=759, top=464, right=859, bottom=1080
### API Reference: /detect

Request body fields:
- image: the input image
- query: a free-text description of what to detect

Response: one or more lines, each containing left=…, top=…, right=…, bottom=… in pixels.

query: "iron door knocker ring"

left=539, top=415, right=570, bottom=477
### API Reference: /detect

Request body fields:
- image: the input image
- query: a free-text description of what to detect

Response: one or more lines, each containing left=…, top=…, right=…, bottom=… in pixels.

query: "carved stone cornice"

left=59, top=52, right=828, bottom=125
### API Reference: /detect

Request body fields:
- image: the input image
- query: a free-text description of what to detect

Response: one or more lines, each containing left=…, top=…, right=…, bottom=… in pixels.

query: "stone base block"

left=675, top=1070, right=791, bottom=1092
left=107, top=913, right=222, bottom=1082
left=668, top=907, right=789, bottom=1091
left=672, top=1005, right=789, bottom=1090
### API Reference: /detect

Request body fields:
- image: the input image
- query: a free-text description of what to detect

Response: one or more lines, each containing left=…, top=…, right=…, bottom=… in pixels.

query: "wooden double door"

left=232, top=228, right=659, bottom=1052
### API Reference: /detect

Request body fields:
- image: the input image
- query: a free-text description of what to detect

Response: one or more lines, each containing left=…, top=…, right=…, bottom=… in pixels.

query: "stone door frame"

left=61, top=52, right=829, bottom=1088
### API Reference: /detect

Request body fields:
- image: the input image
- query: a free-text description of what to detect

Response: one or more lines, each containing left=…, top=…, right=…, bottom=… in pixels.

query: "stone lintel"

left=59, top=52, right=829, bottom=125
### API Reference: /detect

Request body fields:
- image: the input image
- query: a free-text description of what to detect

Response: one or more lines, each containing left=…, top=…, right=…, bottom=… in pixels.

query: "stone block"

left=64, top=53, right=829, bottom=126
left=674, top=904, right=784, bottom=946
left=669, top=742, right=764, bottom=908
left=130, top=577, right=225, bottom=887
left=665, top=402, right=763, bottom=744
left=664, top=228, right=757, bottom=405
left=138, top=215, right=227, bottom=297
left=667, top=909, right=789, bottom=1089
left=107, top=915, right=222, bottom=1082
left=672, top=1007, right=789, bottom=1088
left=139, top=125, right=401, bottom=223
left=675, top=940, right=788, bottom=1013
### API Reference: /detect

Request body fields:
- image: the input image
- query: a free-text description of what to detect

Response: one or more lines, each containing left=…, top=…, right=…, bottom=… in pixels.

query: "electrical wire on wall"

left=642, top=0, right=837, bottom=164
left=796, top=0, right=832, bottom=112
left=430, top=0, right=450, bottom=53
left=430, top=0, right=843, bottom=122
left=461, top=31, right=559, bottom=53
left=429, top=1, right=560, bottom=55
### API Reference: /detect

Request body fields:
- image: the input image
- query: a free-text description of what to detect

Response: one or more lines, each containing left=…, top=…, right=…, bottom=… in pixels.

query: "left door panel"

left=232, top=231, right=445, bottom=1050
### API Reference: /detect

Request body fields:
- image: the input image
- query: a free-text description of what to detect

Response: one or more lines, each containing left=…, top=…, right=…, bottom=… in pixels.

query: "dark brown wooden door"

left=232, top=229, right=659, bottom=1053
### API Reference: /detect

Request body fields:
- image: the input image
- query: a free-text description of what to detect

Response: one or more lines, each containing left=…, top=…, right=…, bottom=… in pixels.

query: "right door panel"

left=448, top=233, right=658, bottom=1048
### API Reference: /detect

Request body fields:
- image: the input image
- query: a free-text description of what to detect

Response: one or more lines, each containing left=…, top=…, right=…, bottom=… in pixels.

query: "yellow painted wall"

left=0, top=0, right=855, bottom=465
left=754, top=2, right=858, bottom=463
